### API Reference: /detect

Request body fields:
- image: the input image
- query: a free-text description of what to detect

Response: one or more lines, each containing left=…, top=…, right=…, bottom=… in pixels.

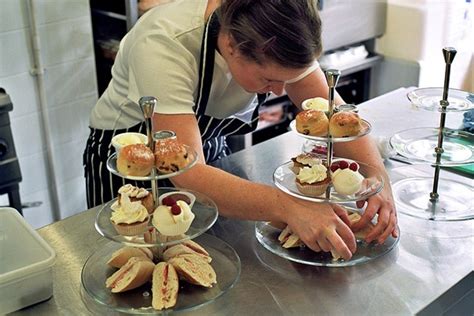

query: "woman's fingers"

left=326, top=230, right=352, bottom=260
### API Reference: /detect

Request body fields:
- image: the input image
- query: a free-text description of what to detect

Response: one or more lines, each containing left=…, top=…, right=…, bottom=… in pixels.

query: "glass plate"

left=289, top=119, right=372, bottom=142
left=106, top=144, right=198, bottom=181
left=390, top=127, right=474, bottom=166
left=81, top=234, right=241, bottom=314
left=273, top=160, right=384, bottom=203
left=389, top=164, right=474, bottom=221
left=407, top=87, right=474, bottom=112
left=95, top=188, right=218, bottom=247
left=255, top=209, right=399, bottom=267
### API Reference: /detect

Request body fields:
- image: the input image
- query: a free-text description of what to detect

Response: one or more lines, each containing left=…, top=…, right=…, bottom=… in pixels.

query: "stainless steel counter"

left=13, top=88, right=473, bottom=315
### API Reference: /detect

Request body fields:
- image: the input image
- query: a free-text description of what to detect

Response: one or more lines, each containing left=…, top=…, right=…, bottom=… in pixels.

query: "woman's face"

left=227, top=54, right=307, bottom=96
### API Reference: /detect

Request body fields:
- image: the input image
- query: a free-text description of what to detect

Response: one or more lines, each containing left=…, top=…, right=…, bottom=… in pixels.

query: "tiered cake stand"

left=81, top=97, right=241, bottom=314
left=389, top=47, right=474, bottom=221
left=256, top=70, right=399, bottom=267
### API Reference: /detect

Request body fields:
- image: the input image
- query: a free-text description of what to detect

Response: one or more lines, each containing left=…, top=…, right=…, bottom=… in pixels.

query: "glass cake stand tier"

left=390, top=127, right=474, bottom=166
left=255, top=208, right=399, bottom=267
left=106, top=144, right=198, bottom=181
left=95, top=187, right=218, bottom=247
left=289, top=119, right=372, bottom=142
left=407, top=87, right=474, bottom=112
left=274, top=160, right=384, bottom=203
left=81, top=234, right=241, bottom=314
left=389, top=164, right=474, bottom=221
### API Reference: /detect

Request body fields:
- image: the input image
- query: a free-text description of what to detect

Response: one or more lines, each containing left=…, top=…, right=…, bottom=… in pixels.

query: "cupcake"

left=110, top=195, right=150, bottom=236
left=152, top=198, right=195, bottom=236
left=295, top=164, right=331, bottom=197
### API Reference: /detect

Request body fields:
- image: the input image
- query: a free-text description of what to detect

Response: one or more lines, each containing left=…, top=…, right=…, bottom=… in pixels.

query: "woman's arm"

left=153, top=113, right=357, bottom=260
left=285, top=67, right=398, bottom=243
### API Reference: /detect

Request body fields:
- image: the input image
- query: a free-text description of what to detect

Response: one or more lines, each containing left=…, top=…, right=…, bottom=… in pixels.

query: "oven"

left=0, top=88, right=23, bottom=214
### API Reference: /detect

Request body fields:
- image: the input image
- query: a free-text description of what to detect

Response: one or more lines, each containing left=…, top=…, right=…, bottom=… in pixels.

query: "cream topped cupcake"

left=110, top=195, right=150, bottom=236
left=331, top=168, right=364, bottom=195
left=152, top=198, right=195, bottom=236
left=295, top=164, right=331, bottom=197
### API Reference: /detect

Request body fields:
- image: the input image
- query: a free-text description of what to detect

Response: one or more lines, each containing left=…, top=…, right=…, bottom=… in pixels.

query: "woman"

left=84, top=0, right=398, bottom=260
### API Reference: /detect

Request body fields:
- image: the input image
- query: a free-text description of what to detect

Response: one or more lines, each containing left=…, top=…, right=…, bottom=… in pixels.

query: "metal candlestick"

left=324, top=69, right=341, bottom=198
left=139, top=96, right=159, bottom=207
left=430, top=47, right=457, bottom=203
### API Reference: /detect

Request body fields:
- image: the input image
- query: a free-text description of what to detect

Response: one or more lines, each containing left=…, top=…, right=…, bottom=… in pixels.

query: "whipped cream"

left=332, top=168, right=364, bottom=195
left=296, top=164, right=328, bottom=184
left=152, top=200, right=195, bottom=236
left=302, top=97, right=329, bottom=112
left=116, top=134, right=143, bottom=146
left=110, top=195, right=149, bottom=224
left=118, top=184, right=149, bottom=199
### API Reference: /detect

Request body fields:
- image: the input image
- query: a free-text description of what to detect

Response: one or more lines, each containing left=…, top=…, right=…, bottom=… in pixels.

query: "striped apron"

left=83, top=12, right=267, bottom=208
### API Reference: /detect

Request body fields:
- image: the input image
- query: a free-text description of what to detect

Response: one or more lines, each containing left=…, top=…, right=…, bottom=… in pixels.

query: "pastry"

left=117, top=143, right=154, bottom=176
left=301, top=97, right=329, bottom=112
left=348, top=212, right=375, bottom=240
left=295, top=164, right=331, bottom=197
left=278, top=226, right=303, bottom=248
left=163, top=240, right=211, bottom=263
left=105, top=257, right=154, bottom=293
left=295, top=109, right=329, bottom=136
left=115, top=184, right=154, bottom=214
left=107, top=246, right=154, bottom=268
left=152, top=262, right=179, bottom=310
left=331, top=161, right=364, bottom=195
left=110, top=194, right=150, bottom=236
left=168, top=254, right=217, bottom=288
left=329, top=111, right=363, bottom=137
left=152, top=199, right=195, bottom=236
left=155, top=138, right=190, bottom=173
left=290, top=152, right=324, bottom=174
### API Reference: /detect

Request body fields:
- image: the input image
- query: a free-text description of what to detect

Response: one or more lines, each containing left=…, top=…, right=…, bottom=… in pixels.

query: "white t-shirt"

left=89, top=0, right=318, bottom=130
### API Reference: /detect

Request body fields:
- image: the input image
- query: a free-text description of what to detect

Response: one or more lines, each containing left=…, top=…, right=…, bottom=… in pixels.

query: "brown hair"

left=217, top=0, right=322, bottom=68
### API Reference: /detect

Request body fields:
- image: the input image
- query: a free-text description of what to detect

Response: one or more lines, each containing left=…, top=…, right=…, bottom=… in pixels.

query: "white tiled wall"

left=0, top=0, right=98, bottom=228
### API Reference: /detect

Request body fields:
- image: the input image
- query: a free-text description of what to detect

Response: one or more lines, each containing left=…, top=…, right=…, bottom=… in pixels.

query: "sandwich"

left=152, top=262, right=179, bottom=310
left=107, top=246, right=154, bottom=268
left=105, top=257, right=154, bottom=293
left=168, top=254, right=217, bottom=288
left=278, top=226, right=303, bottom=248
left=348, top=212, right=375, bottom=240
left=163, top=240, right=211, bottom=263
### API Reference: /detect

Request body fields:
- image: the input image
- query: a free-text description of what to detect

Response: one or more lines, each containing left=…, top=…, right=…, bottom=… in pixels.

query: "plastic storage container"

left=0, top=207, right=56, bottom=314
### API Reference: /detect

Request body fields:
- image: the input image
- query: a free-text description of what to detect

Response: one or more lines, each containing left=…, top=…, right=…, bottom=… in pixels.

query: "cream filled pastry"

left=110, top=194, right=150, bottom=236
left=152, top=200, right=195, bottom=236
left=111, top=184, right=154, bottom=214
left=331, top=168, right=364, bottom=195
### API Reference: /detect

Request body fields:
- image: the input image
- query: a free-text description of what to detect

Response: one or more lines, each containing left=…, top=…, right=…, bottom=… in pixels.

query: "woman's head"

left=217, top=0, right=322, bottom=69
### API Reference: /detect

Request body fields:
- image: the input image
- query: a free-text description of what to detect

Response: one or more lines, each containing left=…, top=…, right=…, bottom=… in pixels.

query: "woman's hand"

left=352, top=188, right=398, bottom=244
left=283, top=196, right=357, bottom=260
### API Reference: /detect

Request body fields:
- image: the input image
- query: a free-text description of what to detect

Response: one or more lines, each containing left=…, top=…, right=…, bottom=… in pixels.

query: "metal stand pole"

left=324, top=69, right=341, bottom=199
left=430, top=47, right=457, bottom=203
left=139, top=96, right=159, bottom=208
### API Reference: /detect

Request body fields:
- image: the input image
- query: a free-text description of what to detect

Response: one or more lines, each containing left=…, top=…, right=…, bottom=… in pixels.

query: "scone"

left=155, top=138, right=190, bottom=173
left=152, top=262, right=179, bottom=310
left=116, top=184, right=154, bottom=214
left=295, top=109, right=329, bottom=136
left=329, top=111, right=363, bottom=137
left=117, top=143, right=154, bottom=176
